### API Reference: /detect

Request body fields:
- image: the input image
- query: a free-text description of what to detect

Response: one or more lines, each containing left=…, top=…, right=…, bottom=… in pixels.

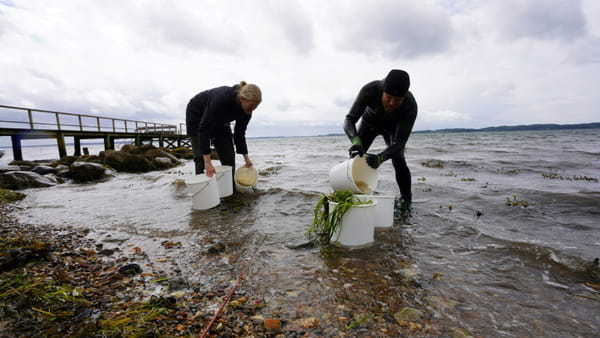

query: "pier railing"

left=0, top=104, right=178, bottom=134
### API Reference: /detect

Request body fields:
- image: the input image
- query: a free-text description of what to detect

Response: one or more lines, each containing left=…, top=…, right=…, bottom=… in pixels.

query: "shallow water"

left=6, top=129, right=600, bottom=336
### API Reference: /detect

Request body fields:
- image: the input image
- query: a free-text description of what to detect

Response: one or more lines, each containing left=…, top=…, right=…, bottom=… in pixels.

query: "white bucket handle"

left=190, top=180, right=210, bottom=198
left=346, top=158, right=353, bottom=181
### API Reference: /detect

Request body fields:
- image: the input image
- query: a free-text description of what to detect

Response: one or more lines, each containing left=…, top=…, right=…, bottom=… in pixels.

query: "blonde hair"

left=237, top=81, right=262, bottom=102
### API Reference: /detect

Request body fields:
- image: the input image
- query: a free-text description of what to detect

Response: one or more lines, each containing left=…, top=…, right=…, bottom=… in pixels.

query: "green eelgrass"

left=308, top=190, right=371, bottom=244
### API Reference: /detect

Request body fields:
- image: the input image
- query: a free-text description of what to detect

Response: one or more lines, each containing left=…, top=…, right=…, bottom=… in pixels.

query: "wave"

left=469, top=232, right=600, bottom=282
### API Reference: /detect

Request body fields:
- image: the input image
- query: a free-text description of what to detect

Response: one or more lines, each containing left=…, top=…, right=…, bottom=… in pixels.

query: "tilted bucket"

left=371, top=195, right=395, bottom=228
left=214, top=165, right=233, bottom=198
left=329, top=195, right=377, bottom=247
left=329, top=156, right=378, bottom=194
left=186, top=175, right=220, bottom=210
left=234, top=166, right=258, bottom=193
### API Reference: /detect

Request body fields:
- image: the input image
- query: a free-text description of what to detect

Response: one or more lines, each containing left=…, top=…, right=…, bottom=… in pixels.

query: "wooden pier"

left=0, top=104, right=190, bottom=161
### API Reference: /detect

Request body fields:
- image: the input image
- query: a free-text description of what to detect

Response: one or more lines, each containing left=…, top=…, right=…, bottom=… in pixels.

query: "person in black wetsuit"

left=343, top=69, right=417, bottom=212
left=186, top=81, right=261, bottom=179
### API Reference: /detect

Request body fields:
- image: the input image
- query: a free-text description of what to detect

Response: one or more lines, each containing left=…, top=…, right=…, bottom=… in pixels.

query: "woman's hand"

left=203, top=154, right=216, bottom=177
left=243, top=154, right=253, bottom=167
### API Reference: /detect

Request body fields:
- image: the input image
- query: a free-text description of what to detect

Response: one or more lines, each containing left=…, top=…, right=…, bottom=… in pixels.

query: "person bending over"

left=343, top=69, right=417, bottom=212
left=186, top=81, right=261, bottom=179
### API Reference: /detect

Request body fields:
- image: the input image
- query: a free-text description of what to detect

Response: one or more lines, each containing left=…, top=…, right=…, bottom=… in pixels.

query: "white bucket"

left=329, top=195, right=377, bottom=247
left=371, top=195, right=395, bottom=228
left=234, top=166, right=258, bottom=193
left=214, top=165, right=233, bottom=198
left=186, top=175, right=220, bottom=210
left=329, top=156, right=378, bottom=194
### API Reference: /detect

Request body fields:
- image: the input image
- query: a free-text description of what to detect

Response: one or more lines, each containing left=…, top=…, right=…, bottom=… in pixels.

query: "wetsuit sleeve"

left=343, top=84, right=372, bottom=141
left=233, top=114, right=251, bottom=154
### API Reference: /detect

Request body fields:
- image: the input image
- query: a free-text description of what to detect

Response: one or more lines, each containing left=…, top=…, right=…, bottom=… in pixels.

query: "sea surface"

left=3, top=129, right=600, bottom=336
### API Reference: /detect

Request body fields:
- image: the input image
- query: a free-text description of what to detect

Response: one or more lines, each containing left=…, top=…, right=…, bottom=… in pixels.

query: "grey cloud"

left=568, top=37, right=600, bottom=64
left=333, top=1, right=453, bottom=58
left=133, top=4, right=243, bottom=54
left=496, top=0, right=587, bottom=41
left=265, top=1, right=315, bottom=54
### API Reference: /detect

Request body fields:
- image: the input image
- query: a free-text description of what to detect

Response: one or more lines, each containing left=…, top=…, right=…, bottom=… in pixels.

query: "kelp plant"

left=308, top=190, right=372, bottom=244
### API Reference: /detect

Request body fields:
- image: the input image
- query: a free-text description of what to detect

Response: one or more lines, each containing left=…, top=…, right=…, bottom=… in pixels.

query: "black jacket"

left=344, top=80, right=417, bottom=155
left=186, top=85, right=251, bottom=155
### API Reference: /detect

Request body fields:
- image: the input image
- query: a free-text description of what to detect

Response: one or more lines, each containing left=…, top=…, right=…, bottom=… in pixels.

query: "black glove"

left=348, top=137, right=365, bottom=158
left=365, top=153, right=384, bottom=169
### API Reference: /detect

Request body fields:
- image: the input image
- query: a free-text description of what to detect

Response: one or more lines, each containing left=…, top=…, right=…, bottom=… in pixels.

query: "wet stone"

left=394, top=307, right=424, bottom=322
left=118, top=263, right=142, bottom=275
left=207, top=242, right=226, bottom=254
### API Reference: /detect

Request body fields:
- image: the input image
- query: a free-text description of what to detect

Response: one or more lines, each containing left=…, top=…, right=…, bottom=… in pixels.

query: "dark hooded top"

left=185, top=85, right=251, bottom=155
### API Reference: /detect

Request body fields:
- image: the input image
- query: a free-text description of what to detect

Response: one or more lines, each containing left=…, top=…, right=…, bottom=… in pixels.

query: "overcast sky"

left=1, top=0, right=599, bottom=137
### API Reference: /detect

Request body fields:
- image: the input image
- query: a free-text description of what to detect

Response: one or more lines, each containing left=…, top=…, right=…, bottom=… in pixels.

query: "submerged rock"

left=207, top=242, right=226, bottom=254
left=394, top=307, right=424, bottom=322
left=101, top=150, right=154, bottom=173
left=118, top=263, right=142, bottom=275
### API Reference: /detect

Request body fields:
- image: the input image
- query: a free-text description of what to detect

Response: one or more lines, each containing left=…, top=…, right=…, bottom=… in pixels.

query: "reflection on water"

left=13, top=129, right=600, bottom=336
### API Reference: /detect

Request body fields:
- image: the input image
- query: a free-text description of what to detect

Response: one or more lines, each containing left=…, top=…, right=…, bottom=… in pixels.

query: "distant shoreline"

left=301, top=122, right=600, bottom=138
left=412, top=122, right=600, bottom=134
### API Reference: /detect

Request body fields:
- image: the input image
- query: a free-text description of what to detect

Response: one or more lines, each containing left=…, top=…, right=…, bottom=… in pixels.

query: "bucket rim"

left=185, top=174, right=214, bottom=184
left=214, top=165, right=233, bottom=172
left=329, top=200, right=377, bottom=208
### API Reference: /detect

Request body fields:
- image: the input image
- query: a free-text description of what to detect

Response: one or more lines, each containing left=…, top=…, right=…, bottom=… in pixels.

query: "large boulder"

left=138, top=144, right=157, bottom=153
left=0, top=171, right=56, bottom=190
left=101, top=150, right=155, bottom=173
left=170, top=146, right=194, bottom=160
left=153, top=157, right=174, bottom=170
left=69, top=162, right=107, bottom=182
left=120, top=144, right=140, bottom=154
left=55, top=156, right=79, bottom=166
left=79, top=155, right=103, bottom=164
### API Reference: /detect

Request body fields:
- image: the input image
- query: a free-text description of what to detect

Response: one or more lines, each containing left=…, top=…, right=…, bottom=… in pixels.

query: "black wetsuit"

left=343, top=80, right=417, bottom=201
left=186, top=85, right=251, bottom=175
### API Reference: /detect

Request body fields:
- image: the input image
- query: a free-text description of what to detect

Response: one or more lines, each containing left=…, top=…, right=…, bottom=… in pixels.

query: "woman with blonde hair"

left=186, top=81, right=261, bottom=179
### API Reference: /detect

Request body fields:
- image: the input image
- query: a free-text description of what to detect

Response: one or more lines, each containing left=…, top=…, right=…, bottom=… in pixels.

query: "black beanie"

left=383, top=69, right=410, bottom=96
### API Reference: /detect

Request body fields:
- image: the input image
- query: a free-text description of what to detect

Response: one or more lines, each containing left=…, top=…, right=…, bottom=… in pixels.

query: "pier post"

left=73, top=137, right=81, bottom=156
left=56, top=133, right=67, bottom=158
left=11, top=135, right=23, bottom=161
left=104, top=135, right=111, bottom=150
left=135, top=135, right=141, bottom=146
left=159, top=135, right=164, bottom=148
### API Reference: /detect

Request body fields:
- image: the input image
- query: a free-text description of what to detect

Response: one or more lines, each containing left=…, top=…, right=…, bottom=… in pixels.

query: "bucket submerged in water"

left=214, top=165, right=233, bottom=198
left=370, top=195, right=395, bottom=228
left=329, top=156, right=378, bottom=194
left=329, top=195, right=377, bottom=247
left=234, top=166, right=258, bottom=193
left=186, top=174, right=220, bottom=210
